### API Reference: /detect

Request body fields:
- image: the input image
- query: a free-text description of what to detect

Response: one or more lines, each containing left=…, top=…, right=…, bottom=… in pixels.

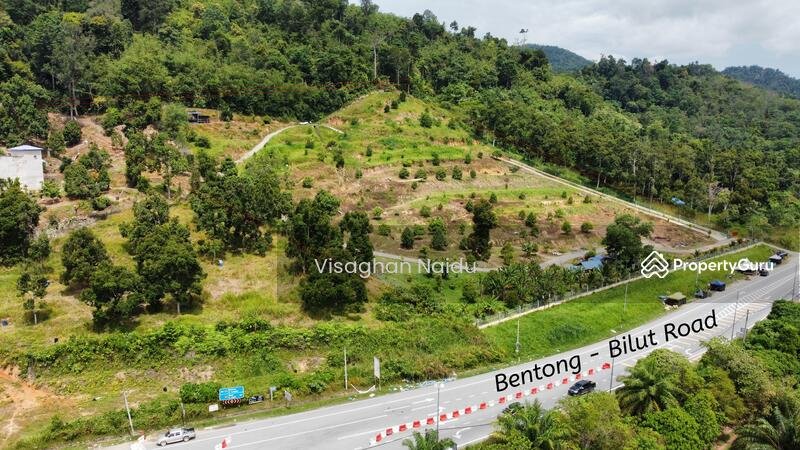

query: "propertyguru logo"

left=641, top=250, right=774, bottom=278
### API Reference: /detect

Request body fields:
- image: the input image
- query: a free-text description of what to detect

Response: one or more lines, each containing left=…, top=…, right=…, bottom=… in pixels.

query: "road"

left=116, top=254, right=797, bottom=450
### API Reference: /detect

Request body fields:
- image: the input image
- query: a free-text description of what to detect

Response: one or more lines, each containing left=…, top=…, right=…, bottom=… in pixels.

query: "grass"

left=483, top=244, right=775, bottom=362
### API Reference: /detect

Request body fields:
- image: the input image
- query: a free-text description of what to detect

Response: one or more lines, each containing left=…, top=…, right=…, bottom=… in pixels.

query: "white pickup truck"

left=156, top=427, right=196, bottom=446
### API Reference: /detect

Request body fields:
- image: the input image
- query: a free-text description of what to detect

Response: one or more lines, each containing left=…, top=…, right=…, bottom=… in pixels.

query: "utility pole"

left=743, top=310, right=750, bottom=343
left=623, top=280, right=629, bottom=314
left=608, top=357, right=615, bottom=390
left=123, top=391, right=135, bottom=436
left=343, top=347, right=348, bottom=391
left=730, top=290, right=741, bottom=340
left=515, top=316, right=521, bottom=361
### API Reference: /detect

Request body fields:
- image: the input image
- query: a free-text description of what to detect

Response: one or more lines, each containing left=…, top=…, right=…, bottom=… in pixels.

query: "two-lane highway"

left=119, top=254, right=797, bottom=450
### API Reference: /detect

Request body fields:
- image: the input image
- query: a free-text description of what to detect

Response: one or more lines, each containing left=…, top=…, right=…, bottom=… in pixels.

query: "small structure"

left=709, top=280, right=726, bottom=291
left=8, top=144, right=45, bottom=158
left=670, top=197, right=686, bottom=206
left=188, top=111, right=211, bottom=124
left=0, top=155, right=43, bottom=190
left=665, top=292, right=687, bottom=306
left=569, top=254, right=605, bottom=271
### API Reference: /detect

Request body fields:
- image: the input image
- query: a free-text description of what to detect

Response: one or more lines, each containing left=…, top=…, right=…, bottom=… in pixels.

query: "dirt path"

left=0, top=367, right=57, bottom=445
left=498, top=157, right=729, bottom=242
left=236, top=124, right=344, bottom=163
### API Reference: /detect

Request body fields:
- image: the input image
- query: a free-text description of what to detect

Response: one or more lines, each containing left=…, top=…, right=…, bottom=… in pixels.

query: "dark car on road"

left=567, top=380, right=596, bottom=396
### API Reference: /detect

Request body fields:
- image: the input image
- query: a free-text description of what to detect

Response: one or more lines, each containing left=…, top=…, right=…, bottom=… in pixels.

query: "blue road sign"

left=219, top=386, right=245, bottom=401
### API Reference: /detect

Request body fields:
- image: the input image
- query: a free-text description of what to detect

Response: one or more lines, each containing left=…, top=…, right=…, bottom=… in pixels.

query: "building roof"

left=0, top=155, right=44, bottom=190
left=9, top=144, right=43, bottom=151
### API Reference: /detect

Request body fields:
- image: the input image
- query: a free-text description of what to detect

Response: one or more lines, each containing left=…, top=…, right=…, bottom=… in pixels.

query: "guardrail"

left=475, top=240, right=758, bottom=328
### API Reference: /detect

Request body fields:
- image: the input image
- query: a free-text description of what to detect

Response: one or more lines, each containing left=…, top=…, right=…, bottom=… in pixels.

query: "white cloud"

left=371, top=0, right=800, bottom=76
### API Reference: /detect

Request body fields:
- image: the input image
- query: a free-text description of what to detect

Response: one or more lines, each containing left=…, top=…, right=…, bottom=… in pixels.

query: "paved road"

left=116, top=255, right=798, bottom=450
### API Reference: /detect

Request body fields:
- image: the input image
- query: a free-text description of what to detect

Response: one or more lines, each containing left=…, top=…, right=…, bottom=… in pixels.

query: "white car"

left=156, top=427, right=196, bottom=446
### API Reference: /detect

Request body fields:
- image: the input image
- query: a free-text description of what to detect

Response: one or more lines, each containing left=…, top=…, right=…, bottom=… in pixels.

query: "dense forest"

left=724, top=65, right=800, bottom=99
left=0, top=0, right=798, bottom=244
left=525, top=43, right=592, bottom=72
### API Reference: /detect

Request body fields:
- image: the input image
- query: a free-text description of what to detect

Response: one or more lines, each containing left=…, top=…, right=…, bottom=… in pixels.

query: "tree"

left=401, top=226, right=415, bottom=249
left=17, top=268, right=48, bottom=324
left=733, top=399, right=800, bottom=450
left=63, top=145, right=111, bottom=199
left=602, top=214, right=653, bottom=273
left=0, top=180, right=44, bottom=265
left=420, top=110, right=433, bottom=128
left=561, top=220, right=572, bottom=235
left=428, top=218, right=448, bottom=250
left=160, top=103, right=187, bottom=139
left=79, top=262, right=142, bottom=326
left=53, top=19, right=95, bottom=118
left=402, top=430, right=455, bottom=450
left=560, top=392, right=636, bottom=450
left=340, top=211, right=373, bottom=264
left=641, top=407, right=704, bottom=450
left=617, top=355, right=684, bottom=416
left=192, top=156, right=290, bottom=255
left=0, top=76, right=50, bottom=145
left=467, top=199, right=497, bottom=261
left=63, top=120, right=82, bottom=146
left=285, top=190, right=342, bottom=272
left=501, top=242, right=515, bottom=265
left=300, top=248, right=367, bottom=313
left=492, top=400, right=571, bottom=449
left=61, top=227, right=110, bottom=287
left=133, top=220, right=204, bottom=313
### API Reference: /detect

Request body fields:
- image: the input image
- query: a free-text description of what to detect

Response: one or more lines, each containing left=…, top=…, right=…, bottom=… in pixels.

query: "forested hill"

left=723, top=65, right=800, bottom=99
left=525, top=44, right=592, bottom=72
left=0, top=0, right=797, bottom=246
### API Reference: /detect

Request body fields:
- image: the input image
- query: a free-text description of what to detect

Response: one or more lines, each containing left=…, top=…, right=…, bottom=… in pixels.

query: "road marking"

left=411, top=398, right=433, bottom=405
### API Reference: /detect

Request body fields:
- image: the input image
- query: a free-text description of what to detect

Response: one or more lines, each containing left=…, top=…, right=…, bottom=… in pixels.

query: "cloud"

left=371, top=0, right=800, bottom=76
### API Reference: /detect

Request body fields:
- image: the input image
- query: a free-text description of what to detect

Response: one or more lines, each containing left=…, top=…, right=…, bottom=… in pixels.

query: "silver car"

left=157, top=427, right=196, bottom=446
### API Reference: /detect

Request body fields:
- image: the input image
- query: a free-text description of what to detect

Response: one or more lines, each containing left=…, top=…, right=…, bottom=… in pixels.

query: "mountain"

left=525, top=44, right=593, bottom=72
left=723, top=65, right=800, bottom=98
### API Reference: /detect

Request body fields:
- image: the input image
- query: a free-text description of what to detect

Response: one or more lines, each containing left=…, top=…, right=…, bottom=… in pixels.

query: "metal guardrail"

left=475, top=240, right=758, bottom=328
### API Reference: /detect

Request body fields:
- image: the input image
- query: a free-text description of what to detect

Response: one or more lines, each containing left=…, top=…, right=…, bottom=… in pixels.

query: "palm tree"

left=402, top=430, right=455, bottom=450
left=493, top=400, right=571, bottom=450
left=616, top=358, right=682, bottom=416
left=733, top=400, right=800, bottom=449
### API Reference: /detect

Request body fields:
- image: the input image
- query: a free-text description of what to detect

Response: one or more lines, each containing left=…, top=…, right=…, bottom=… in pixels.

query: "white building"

left=0, top=155, right=44, bottom=190
left=8, top=144, right=45, bottom=158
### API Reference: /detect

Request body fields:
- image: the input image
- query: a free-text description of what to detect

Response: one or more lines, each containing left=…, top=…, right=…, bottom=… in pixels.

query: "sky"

left=369, top=0, right=800, bottom=77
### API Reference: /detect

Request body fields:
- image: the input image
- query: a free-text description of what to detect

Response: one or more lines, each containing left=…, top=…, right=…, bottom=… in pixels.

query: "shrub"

left=464, top=153, right=472, bottom=164
left=355, top=169, right=363, bottom=179
left=414, top=169, right=427, bottom=179
left=372, top=207, right=383, bottom=219
left=470, top=169, right=477, bottom=179
left=63, top=120, right=81, bottom=146
left=401, top=227, right=414, bottom=249
left=180, top=382, right=222, bottom=404
left=489, top=192, right=498, bottom=203
left=302, top=177, right=313, bottom=188
left=41, top=180, right=61, bottom=199
left=377, top=224, right=391, bottom=236
left=431, top=152, right=441, bottom=166
left=91, top=196, right=111, bottom=211
left=420, top=205, right=431, bottom=218
left=451, top=166, right=462, bottom=180
left=384, top=104, right=390, bottom=113
left=195, top=135, right=211, bottom=148
left=561, top=220, right=572, bottom=234
left=399, top=167, right=410, bottom=179
left=435, top=168, right=447, bottom=181
left=580, top=222, right=594, bottom=233
left=419, top=110, right=433, bottom=128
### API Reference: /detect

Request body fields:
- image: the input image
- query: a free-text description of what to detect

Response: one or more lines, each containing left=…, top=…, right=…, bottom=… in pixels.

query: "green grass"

left=484, top=244, right=775, bottom=362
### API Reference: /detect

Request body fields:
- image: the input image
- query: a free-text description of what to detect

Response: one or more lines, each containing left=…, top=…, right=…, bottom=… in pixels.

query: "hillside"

left=525, top=44, right=593, bottom=72
left=723, top=65, right=800, bottom=98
